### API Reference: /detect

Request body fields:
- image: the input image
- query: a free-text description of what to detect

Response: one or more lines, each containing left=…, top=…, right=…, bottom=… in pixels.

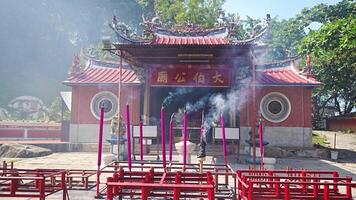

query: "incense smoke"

left=185, top=95, right=210, bottom=115
left=172, top=94, right=214, bottom=124
left=162, top=88, right=193, bottom=107
left=197, top=86, right=252, bottom=142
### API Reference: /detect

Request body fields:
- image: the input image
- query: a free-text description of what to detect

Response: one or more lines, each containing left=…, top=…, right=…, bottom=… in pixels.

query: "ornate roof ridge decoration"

left=81, top=49, right=125, bottom=69
left=299, top=54, right=313, bottom=76
left=64, top=63, right=142, bottom=86
left=111, top=13, right=271, bottom=45
left=256, top=56, right=301, bottom=69
left=255, top=56, right=320, bottom=85
left=154, top=26, right=227, bottom=37
left=229, top=14, right=271, bottom=45
left=82, top=49, right=146, bottom=82
left=110, top=16, right=150, bottom=45
left=257, top=54, right=315, bottom=78
left=68, top=53, right=85, bottom=77
left=141, top=12, right=229, bottom=37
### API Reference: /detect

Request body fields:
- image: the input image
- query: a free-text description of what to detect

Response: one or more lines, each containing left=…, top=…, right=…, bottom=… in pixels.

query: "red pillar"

left=106, top=177, right=113, bottom=200
left=323, top=183, right=329, bottom=200
left=275, top=177, right=280, bottom=197
left=39, top=178, right=45, bottom=200
left=332, top=171, right=338, bottom=192
left=248, top=181, right=253, bottom=200
left=284, top=182, right=289, bottom=200
left=173, top=171, right=181, bottom=200
left=61, top=171, right=67, bottom=200
left=346, top=178, right=352, bottom=198
left=207, top=172, right=215, bottom=200
left=113, top=173, right=119, bottom=195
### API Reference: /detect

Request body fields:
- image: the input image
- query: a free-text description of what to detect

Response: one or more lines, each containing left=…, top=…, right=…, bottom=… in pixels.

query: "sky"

left=223, top=0, right=342, bottom=19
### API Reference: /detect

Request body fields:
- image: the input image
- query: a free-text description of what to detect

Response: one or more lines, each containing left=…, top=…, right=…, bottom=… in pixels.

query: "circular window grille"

left=260, top=92, right=291, bottom=123
left=90, top=91, right=118, bottom=121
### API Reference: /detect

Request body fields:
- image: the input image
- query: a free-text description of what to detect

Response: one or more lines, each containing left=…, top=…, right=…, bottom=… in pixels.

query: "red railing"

left=0, top=168, right=67, bottom=200
left=105, top=167, right=215, bottom=200
left=237, top=169, right=356, bottom=200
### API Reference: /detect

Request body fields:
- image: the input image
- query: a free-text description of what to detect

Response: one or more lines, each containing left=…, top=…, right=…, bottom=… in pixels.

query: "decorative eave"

left=240, top=58, right=321, bottom=87
left=63, top=57, right=142, bottom=87
left=256, top=56, right=301, bottom=69
left=108, top=14, right=271, bottom=65
left=110, top=14, right=271, bottom=46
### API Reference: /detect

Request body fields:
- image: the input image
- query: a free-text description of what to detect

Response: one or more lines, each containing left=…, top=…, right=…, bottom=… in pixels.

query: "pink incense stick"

left=161, top=107, right=166, bottom=170
left=221, top=114, right=227, bottom=164
left=183, top=111, right=187, bottom=170
left=169, top=113, right=174, bottom=163
left=96, top=106, right=104, bottom=197
left=139, top=120, right=143, bottom=161
left=97, top=107, right=105, bottom=167
left=125, top=104, right=132, bottom=171
left=259, top=121, right=264, bottom=166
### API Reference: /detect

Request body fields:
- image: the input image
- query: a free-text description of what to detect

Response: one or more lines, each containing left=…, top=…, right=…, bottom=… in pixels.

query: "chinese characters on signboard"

left=150, top=67, right=231, bottom=87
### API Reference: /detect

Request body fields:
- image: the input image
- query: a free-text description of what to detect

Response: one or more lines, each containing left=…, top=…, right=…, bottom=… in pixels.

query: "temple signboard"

left=150, top=67, right=231, bottom=87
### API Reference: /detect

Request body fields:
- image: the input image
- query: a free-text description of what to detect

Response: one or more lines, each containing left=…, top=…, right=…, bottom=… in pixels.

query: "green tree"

left=299, top=16, right=356, bottom=121
left=137, top=0, right=225, bottom=28
left=48, top=97, right=70, bottom=122
left=266, top=0, right=355, bottom=60
left=266, top=18, right=307, bottom=60
left=260, top=0, right=355, bottom=128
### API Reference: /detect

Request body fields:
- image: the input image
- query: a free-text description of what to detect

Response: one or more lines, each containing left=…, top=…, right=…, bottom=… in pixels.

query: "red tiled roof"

left=256, top=67, right=320, bottom=86
left=64, top=66, right=141, bottom=85
left=153, top=34, right=228, bottom=45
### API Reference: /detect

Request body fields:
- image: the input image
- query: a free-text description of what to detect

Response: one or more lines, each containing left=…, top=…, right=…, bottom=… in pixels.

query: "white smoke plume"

left=162, top=88, right=193, bottom=107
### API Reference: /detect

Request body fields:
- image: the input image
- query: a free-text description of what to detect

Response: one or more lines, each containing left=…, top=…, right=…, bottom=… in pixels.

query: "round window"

left=90, top=91, right=118, bottom=121
left=260, top=92, right=291, bottom=123
left=268, top=100, right=282, bottom=115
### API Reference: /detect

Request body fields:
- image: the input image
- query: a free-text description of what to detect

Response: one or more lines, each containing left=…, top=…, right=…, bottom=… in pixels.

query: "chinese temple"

left=64, top=14, right=320, bottom=148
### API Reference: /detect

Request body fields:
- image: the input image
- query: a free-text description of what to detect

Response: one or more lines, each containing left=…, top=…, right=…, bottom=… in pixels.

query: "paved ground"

left=1, top=130, right=356, bottom=199
left=315, top=130, right=356, bottom=151
left=1, top=151, right=355, bottom=199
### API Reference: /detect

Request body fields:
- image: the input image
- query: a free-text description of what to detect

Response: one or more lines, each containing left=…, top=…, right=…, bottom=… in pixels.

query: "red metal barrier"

left=237, top=169, right=356, bottom=200
left=106, top=169, right=216, bottom=200
left=0, top=168, right=67, bottom=200
left=99, top=160, right=236, bottom=199
left=2, top=160, right=355, bottom=199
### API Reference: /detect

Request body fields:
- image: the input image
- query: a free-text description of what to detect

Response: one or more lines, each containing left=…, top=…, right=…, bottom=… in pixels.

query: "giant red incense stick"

left=161, top=107, right=166, bottom=170
left=183, top=111, right=187, bottom=170
left=96, top=106, right=105, bottom=197
left=259, top=120, right=264, bottom=166
left=97, top=106, right=105, bottom=167
left=221, top=113, right=227, bottom=164
left=169, top=113, right=174, bottom=163
left=125, top=104, right=132, bottom=171
left=139, top=120, right=143, bottom=161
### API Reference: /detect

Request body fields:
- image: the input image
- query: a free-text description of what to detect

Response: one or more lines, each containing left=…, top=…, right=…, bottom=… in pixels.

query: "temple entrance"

left=149, top=87, right=230, bottom=143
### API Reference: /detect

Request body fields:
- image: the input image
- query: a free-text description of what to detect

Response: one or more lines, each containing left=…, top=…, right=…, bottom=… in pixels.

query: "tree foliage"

left=137, top=0, right=225, bottom=28
left=299, top=16, right=356, bottom=123
left=48, top=97, right=70, bottom=122
left=266, top=0, right=355, bottom=60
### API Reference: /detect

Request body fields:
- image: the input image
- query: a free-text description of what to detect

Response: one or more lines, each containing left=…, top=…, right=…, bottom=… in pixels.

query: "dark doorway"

left=149, top=87, right=229, bottom=143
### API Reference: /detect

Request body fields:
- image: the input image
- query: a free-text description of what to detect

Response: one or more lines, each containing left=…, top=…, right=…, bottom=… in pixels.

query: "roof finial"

left=266, top=14, right=271, bottom=25
left=306, top=54, right=311, bottom=66
left=69, top=53, right=83, bottom=76
left=299, top=54, right=312, bottom=76
left=112, top=15, right=118, bottom=30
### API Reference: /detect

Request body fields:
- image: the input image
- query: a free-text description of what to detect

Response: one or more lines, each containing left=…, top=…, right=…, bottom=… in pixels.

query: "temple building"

left=63, top=14, right=319, bottom=148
